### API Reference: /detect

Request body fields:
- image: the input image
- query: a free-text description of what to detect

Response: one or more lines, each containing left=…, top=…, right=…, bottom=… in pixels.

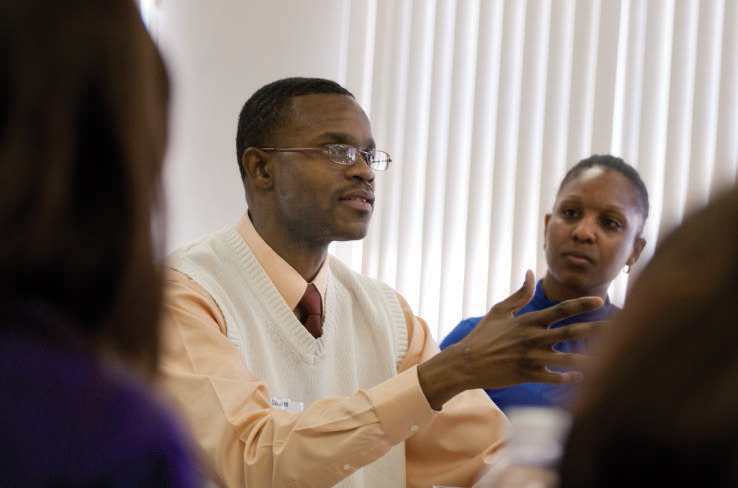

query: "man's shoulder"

left=165, top=225, right=253, bottom=317
left=167, top=226, right=252, bottom=293
left=168, top=225, right=240, bottom=264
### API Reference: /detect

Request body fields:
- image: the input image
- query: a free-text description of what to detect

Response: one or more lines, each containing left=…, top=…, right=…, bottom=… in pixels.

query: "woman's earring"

left=624, top=264, right=631, bottom=274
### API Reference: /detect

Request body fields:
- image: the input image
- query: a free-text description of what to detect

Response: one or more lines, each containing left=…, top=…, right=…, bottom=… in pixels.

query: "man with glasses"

left=160, top=77, right=602, bottom=487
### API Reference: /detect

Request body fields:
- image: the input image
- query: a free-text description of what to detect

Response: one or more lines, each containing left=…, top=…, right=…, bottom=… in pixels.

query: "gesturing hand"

left=458, top=269, right=604, bottom=389
left=418, top=271, right=605, bottom=410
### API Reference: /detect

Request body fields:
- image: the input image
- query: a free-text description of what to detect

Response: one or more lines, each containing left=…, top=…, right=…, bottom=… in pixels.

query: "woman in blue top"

left=440, top=154, right=649, bottom=412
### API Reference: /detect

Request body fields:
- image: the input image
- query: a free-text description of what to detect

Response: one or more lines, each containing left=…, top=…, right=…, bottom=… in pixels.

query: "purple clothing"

left=0, top=301, right=199, bottom=487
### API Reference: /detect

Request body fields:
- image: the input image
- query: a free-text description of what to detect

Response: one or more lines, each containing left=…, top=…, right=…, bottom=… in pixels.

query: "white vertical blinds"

left=329, top=0, right=738, bottom=340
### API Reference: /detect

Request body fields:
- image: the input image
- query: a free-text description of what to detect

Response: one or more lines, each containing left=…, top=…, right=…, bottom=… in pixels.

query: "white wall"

left=145, top=0, right=738, bottom=340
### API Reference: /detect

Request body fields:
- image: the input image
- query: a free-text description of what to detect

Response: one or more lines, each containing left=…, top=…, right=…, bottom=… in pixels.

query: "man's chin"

left=334, top=232, right=369, bottom=242
left=333, top=225, right=370, bottom=242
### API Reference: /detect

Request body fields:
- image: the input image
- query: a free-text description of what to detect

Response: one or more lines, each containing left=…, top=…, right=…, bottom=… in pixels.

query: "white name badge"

left=271, top=397, right=305, bottom=413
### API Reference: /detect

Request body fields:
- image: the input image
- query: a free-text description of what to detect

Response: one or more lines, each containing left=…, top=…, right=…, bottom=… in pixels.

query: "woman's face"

left=542, top=166, right=646, bottom=301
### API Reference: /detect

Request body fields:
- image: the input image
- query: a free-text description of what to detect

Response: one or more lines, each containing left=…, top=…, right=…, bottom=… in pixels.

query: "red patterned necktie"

left=298, top=283, right=322, bottom=338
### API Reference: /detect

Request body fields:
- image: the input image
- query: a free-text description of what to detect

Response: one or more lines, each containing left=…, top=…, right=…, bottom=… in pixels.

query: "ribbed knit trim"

left=220, top=227, right=327, bottom=362
left=327, top=256, right=408, bottom=368
left=170, top=226, right=326, bottom=364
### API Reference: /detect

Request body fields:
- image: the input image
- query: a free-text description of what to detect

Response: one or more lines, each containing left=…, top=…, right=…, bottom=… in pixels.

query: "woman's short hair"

left=559, top=154, right=649, bottom=226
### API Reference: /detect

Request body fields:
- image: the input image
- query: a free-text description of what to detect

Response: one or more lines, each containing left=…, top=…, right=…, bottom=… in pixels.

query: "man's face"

left=267, top=93, right=376, bottom=246
left=544, top=167, right=644, bottom=298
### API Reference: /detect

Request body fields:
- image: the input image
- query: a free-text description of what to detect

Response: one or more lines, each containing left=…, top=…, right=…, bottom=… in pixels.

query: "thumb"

left=485, top=270, right=535, bottom=320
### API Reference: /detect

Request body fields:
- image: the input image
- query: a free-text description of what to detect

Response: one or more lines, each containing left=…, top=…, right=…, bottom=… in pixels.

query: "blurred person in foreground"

left=559, top=184, right=738, bottom=486
left=0, top=0, right=197, bottom=485
left=441, top=155, right=648, bottom=412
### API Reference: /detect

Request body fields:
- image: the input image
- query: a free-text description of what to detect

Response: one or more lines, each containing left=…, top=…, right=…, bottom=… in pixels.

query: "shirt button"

left=343, top=464, right=351, bottom=471
left=409, top=424, right=419, bottom=433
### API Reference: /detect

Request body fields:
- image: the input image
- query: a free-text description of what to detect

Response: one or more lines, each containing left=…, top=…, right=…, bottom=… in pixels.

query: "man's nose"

left=345, top=155, right=375, bottom=183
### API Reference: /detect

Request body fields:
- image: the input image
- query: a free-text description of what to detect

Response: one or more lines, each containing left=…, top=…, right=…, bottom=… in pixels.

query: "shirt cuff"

left=365, top=365, right=437, bottom=445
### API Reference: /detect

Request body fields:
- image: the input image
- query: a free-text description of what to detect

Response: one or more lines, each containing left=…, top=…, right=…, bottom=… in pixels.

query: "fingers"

left=522, top=296, right=604, bottom=328
left=540, top=351, right=591, bottom=371
left=522, top=351, right=591, bottom=385
left=531, top=369, right=584, bottom=385
left=542, top=320, right=610, bottom=343
left=485, top=270, right=536, bottom=320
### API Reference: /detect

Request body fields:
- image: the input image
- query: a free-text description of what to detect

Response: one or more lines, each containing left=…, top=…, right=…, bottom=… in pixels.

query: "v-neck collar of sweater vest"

left=221, top=228, right=330, bottom=364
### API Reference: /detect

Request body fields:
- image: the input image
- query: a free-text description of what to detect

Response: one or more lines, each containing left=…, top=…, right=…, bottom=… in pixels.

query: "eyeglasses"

left=259, top=144, right=392, bottom=171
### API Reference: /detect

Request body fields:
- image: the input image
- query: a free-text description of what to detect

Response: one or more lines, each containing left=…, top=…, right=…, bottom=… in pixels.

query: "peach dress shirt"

left=158, top=214, right=506, bottom=487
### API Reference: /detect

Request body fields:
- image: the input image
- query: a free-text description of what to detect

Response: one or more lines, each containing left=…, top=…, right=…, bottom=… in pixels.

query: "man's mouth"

left=339, top=191, right=374, bottom=211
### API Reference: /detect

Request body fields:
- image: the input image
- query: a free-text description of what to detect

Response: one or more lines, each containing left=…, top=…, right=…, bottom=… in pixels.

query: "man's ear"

left=241, top=147, right=274, bottom=190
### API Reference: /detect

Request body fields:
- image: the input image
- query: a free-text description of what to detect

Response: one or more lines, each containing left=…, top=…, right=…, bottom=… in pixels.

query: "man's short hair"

left=235, top=77, right=354, bottom=180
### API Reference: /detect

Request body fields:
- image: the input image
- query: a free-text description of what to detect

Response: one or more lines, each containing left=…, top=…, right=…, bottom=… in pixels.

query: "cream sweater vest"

left=170, top=226, right=409, bottom=487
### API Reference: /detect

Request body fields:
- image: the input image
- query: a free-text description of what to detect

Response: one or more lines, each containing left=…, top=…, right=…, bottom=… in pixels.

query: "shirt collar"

left=236, top=213, right=328, bottom=311
left=533, top=279, right=614, bottom=320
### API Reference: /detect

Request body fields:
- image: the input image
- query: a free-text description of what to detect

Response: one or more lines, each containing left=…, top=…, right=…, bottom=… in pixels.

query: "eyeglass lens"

left=327, top=144, right=389, bottom=169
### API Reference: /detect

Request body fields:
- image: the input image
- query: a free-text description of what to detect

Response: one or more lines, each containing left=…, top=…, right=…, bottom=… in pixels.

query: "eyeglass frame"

left=258, top=144, right=392, bottom=171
